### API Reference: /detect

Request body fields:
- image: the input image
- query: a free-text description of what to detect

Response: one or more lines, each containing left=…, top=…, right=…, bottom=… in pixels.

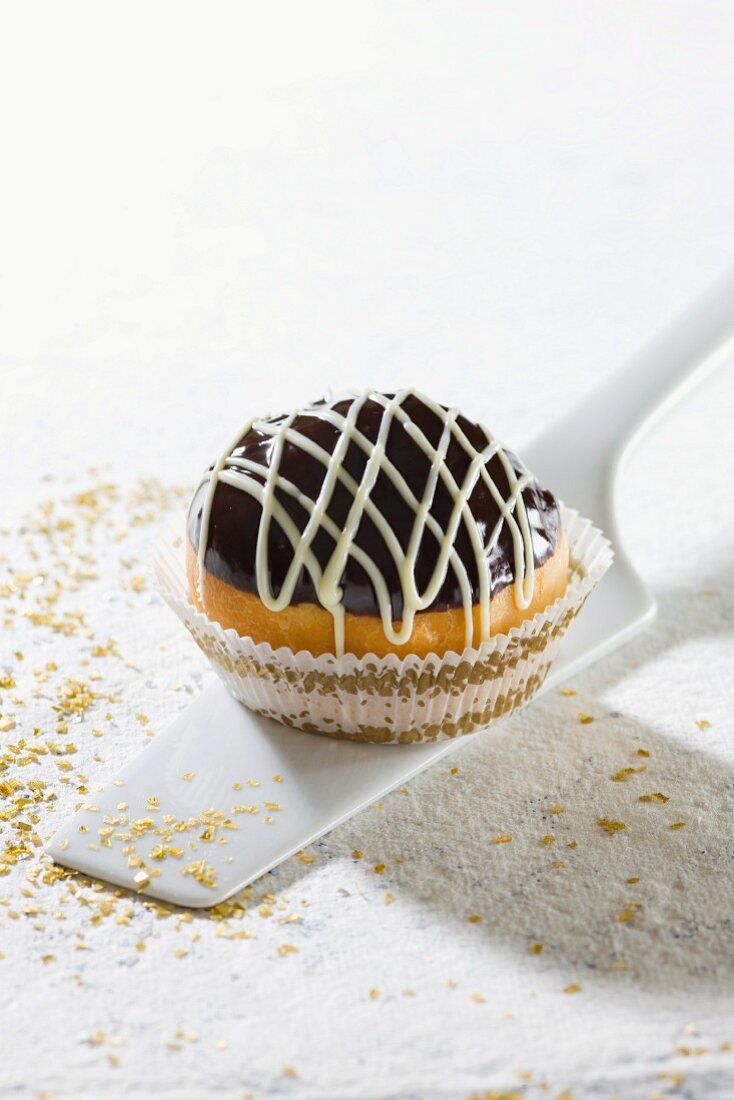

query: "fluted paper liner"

left=153, top=507, right=612, bottom=744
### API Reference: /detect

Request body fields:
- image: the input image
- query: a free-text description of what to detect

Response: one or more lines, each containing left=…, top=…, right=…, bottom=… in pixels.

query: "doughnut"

left=185, top=390, right=569, bottom=660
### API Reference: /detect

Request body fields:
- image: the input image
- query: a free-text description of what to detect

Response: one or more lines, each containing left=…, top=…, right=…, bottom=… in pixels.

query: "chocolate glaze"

left=187, top=393, right=562, bottom=620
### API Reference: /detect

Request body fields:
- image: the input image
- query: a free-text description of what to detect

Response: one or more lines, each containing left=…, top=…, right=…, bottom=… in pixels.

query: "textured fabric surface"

left=2, top=4, right=734, bottom=1098
left=1, top=374, right=732, bottom=1100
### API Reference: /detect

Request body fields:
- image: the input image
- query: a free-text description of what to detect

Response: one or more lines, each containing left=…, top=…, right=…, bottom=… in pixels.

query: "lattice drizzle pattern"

left=195, top=389, right=535, bottom=656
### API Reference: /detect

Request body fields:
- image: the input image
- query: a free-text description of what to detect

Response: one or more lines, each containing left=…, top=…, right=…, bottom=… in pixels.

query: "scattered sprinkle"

left=611, top=766, right=646, bottom=782
left=617, top=901, right=639, bottom=923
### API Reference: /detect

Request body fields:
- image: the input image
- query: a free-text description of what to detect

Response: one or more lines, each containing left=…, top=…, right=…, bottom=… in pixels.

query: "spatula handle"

left=524, top=268, right=734, bottom=521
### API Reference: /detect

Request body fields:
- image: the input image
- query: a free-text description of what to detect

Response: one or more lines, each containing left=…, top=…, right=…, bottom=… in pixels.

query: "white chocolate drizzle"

left=194, top=389, right=537, bottom=656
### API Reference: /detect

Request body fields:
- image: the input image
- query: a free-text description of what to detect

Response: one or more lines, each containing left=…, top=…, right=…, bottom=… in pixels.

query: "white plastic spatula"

left=46, top=274, right=734, bottom=906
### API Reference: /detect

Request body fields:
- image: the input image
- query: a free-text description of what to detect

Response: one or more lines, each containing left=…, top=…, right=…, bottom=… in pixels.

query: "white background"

left=3, top=1, right=734, bottom=502
left=2, top=3, right=734, bottom=1099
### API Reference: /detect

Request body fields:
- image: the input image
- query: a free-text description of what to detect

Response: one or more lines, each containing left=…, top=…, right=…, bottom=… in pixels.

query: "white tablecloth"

left=2, top=4, right=734, bottom=1098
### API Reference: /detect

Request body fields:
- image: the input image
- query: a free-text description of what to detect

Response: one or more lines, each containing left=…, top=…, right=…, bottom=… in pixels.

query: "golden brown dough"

left=186, top=533, right=569, bottom=659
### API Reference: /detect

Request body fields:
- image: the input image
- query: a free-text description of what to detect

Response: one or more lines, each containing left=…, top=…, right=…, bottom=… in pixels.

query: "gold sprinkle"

left=369, top=988, right=380, bottom=1000
left=551, top=860, right=566, bottom=869
left=669, top=821, right=687, bottom=831
left=596, top=818, right=625, bottom=835
left=352, top=850, right=363, bottom=859
left=217, top=1039, right=229, bottom=1051
left=181, top=859, right=216, bottom=889
left=578, top=712, right=594, bottom=724
left=638, top=792, right=670, bottom=804
left=611, top=766, right=646, bottom=782
left=373, top=863, right=385, bottom=874
left=282, top=1066, right=297, bottom=1079
left=530, top=943, right=544, bottom=954
left=695, top=719, right=711, bottom=730
left=540, top=835, right=555, bottom=846
left=635, top=748, right=650, bottom=758
left=558, top=688, right=576, bottom=696
left=564, top=983, right=582, bottom=994
left=384, top=892, right=395, bottom=905
left=471, top=992, right=485, bottom=1004
left=278, top=944, right=298, bottom=957
left=549, top=804, right=565, bottom=814
left=449, top=767, right=460, bottom=776
left=181, top=772, right=195, bottom=782
left=272, top=774, right=283, bottom=783
left=467, top=914, right=482, bottom=924
left=627, top=876, right=640, bottom=884
left=493, top=834, right=512, bottom=845
left=617, top=901, right=638, bottom=923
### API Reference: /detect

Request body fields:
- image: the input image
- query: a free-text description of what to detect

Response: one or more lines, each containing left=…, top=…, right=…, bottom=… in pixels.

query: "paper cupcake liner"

left=152, top=506, right=612, bottom=744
